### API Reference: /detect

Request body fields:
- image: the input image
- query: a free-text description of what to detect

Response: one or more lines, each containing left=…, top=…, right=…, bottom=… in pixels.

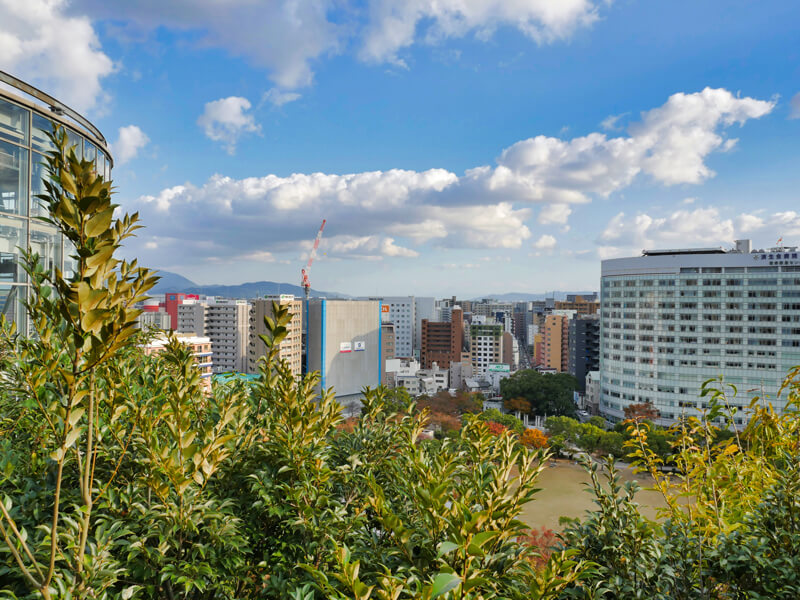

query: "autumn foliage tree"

left=623, top=402, right=660, bottom=422
left=505, top=396, right=532, bottom=414
left=521, top=428, right=549, bottom=449
left=417, top=389, right=482, bottom=432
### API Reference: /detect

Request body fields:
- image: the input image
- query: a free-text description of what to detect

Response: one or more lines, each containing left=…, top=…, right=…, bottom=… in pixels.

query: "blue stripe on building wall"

left=320, top=299, right=326, bottom=390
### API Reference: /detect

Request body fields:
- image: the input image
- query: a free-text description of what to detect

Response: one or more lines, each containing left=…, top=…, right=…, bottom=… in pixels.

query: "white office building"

left=374, top=296, right=434, bottom=359
left=600, top=239, right=800, bottom=426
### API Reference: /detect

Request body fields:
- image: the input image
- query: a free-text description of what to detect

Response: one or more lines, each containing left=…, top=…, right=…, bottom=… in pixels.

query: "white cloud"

left=237, top=250, right=275, bottom=262
left=790, top=92, right=800, bottom=120
left=359, top=0, right=599, bottom=65
left=70, top=0, right=340, bottom=90
left=538, top=203, right=572, bottom=225
left=111, top=125, right=150, bottom=165
left=597, top=207, right=800, bottom=259
left=125, top=88, right=774, bottom=271
left=600, top=112, right=627, bottom=131
left=197, top=97, right=261, bottom=154
left=322, top=234, right=418, bottom=260
left=0, top=0, right=114, bottom=112
left=69, top=0, right=599, bottom=92
left=482, top=88, right=775, bottom=208
left=682, top=197, right=696, bottom=205
left=534, top=234, right=557, bottom=250
left=262, top=88, right=302, bottom=107
left=599, top=208, right=735, bottom=250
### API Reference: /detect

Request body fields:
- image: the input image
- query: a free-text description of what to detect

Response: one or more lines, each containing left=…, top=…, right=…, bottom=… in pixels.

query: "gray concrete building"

left=177, top=298, right=250, bottom=373
left=307, top=299, right=382, bottom=412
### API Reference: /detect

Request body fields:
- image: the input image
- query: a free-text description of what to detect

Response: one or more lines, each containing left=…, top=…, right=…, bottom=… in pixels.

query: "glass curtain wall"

left=0, top=94, right=112, bottom=333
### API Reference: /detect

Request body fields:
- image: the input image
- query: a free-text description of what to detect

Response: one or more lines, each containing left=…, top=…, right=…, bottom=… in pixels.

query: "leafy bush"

left=0, top=126, right=586, bottom=599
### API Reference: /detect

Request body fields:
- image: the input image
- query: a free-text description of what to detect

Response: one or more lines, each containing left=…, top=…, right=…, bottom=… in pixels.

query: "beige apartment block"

left=543, top=314, right=569, bottom=372
left=248, top=296, right=304, bottom=377
left=143, top=334, right=214, bottom=394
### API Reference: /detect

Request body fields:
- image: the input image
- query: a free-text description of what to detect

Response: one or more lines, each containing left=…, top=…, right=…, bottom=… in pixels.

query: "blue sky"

left=2, top=0, right=799, bottom=296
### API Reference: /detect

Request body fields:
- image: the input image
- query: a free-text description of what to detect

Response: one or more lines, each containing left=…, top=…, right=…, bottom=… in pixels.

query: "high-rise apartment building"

left=468, top=322, right=503, bottom=376
left=568, top=316, right=600, bottom=391
left=420, top=307, right=463, bottom=369
left=543, top=314, right=569, bottom=372
left=307, top=299, right=382, bottom=411
left=164, top=293, right=200, bottom=330
left=247, top=296, right=303, bottom=377
left=177, top=298, right=250, bottom=373
left=0, top=71, right=113, bottom=333
left=600, top=239, right=800, bottom=425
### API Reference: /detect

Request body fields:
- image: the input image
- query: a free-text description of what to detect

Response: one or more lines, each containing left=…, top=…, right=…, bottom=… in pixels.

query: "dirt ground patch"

left=520, top=458, right=670, bottom=531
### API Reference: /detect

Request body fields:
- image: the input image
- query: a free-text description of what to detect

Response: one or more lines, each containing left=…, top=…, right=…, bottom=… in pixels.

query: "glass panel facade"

left=65, top=129, right=82, bottom=159
left=0, top=214, right=26, bottom=284
left=0, top=141, right=28, bottom=216
left=0, top=284, right=25, bottom=329
left=0, top=99, right=29, bottom=145
left=84, top=141, right=97, bottom=165
left=0, top=84, right=111, bottom=335
left=30, top=152, right=49, bottom=218
left=32, top=113, right=56, bottom=154
left=63, top=239, right=78, bottom=281
left=30, top=220, right=62, bottom=278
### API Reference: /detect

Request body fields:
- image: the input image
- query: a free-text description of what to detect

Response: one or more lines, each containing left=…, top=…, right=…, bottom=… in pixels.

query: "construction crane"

left=301, top=219, right=327, bottom=301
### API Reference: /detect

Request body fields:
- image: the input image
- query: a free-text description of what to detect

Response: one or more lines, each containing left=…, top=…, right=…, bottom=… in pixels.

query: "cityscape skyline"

left=1, top=1, right=798, bottom=297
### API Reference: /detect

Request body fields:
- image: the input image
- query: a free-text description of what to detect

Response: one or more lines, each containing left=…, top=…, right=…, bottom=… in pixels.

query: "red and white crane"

left=301, top=219, right=327, bottom=301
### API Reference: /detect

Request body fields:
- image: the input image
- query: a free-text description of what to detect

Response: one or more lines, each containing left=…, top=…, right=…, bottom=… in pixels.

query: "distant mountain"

left=470, top=291, right=598, bottom=302
left=149, top=271, right=347, bottom=299
left=151, top=271, right=198, bottom=293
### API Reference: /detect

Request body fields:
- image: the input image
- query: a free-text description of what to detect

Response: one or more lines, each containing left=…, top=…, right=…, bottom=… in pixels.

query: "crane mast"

left=301, top=219, right=327, bottom=301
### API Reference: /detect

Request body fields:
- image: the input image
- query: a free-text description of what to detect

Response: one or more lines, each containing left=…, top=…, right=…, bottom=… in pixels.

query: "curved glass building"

left=600, top=239, right=800, bottom=426
left=0, top=71, right=112, bottom=333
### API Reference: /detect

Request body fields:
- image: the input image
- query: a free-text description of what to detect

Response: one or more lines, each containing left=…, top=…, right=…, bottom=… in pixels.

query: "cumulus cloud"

left=359, top=0, right=599, bottom=65
left=599, top=208, right=735, bottom=250
left=126, top=88, right=774, bottom=270
left=538, top=203, right=571, bottom=225
left=491, top=88, right=774, bottom=202
left=597, top=207, right=800, bottom=259
left=322, top=235, right=418, bottom=260
left=790, top=92, right=800, bottom=120
left=197, top=97, right=261, bottom=154
left=0, top=0, right=114, bottom=112
left=534, top=234, right=557, bottom=250
left=111, top=125, right=149, bottom=165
